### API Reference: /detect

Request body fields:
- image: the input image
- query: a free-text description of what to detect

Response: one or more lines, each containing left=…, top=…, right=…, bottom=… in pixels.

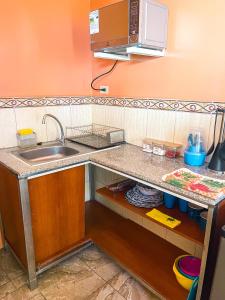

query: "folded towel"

left=162, top=168, right=225, bottom=201
left=146, top=208, right=181, bottom=228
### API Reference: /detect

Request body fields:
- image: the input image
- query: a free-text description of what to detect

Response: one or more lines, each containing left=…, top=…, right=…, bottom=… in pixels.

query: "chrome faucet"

left=42, top=114, right=65, bottom=145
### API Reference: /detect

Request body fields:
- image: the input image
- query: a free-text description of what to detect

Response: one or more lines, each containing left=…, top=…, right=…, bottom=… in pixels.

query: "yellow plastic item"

left=146, top=209, right=181, bottom=229
left=173, top=256, right=194, bottom=290
left=17, top=128, right=33, bottom=136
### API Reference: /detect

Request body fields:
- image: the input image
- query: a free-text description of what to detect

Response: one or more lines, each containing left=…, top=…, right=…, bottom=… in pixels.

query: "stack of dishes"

left=125, top=184, right=163, bottom=208
left=173, top=255, right=201, bottom=291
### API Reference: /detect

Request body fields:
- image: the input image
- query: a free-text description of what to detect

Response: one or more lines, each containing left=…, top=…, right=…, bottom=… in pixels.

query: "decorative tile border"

left=0, top=96, right=92, bottom=109
left=92, top=97, right=225, bottom=113
left=0, top=96, right=224, bottom=113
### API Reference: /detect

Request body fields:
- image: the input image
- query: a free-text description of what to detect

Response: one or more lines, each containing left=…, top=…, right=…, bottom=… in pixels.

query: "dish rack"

left=66, top=124, right=125, bottom=149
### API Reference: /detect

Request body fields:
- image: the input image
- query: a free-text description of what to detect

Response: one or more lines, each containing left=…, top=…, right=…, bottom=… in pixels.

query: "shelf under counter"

left=86, top=200, right=188, bottom=300
left=96, top=186, right=205, bottom=247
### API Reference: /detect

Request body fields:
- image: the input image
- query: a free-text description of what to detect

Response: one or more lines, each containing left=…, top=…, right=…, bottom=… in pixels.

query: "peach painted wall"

left=0, top=0, right=92, bottom=97
left=91, top=0, right=225, bottom=102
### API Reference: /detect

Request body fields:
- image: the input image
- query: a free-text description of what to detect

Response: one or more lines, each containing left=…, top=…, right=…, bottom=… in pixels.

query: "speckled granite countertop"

left=90, top=144, right=225, bottom=207
left=0, top=143, right=224, bottom=206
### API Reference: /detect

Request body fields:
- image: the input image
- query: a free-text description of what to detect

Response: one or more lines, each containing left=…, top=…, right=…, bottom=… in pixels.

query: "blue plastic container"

left=184, top=150, right=206, bottom=167
left=199, top=211, right=208, bottom=231
left=188, top=203, right=204, bottom=220
left=164, top=193, right=177, bottom=209
left=187, top=277, right=199, bottom=300
left=178, top=199, right=188, bottom=213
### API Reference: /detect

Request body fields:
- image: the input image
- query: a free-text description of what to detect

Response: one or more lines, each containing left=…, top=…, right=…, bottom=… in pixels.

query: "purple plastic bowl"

left=178, top=256, right=201, bottom=277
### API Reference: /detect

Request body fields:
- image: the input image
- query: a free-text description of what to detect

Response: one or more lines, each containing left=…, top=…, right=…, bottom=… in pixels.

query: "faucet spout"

left=42, top=114, right=65, bottom=145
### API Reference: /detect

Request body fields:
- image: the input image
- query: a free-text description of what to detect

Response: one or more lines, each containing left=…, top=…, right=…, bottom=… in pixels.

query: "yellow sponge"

left=146, top=209, right=181, bottom=229
left=17, top=128, right=33, bottom=136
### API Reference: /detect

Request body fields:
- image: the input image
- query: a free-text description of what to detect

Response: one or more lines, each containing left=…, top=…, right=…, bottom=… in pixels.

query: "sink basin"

left=14, top=145, right=79, bottom=165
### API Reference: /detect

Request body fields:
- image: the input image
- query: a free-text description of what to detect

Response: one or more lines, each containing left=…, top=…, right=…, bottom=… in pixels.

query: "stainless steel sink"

left=13, top=145, right=79, bottom=165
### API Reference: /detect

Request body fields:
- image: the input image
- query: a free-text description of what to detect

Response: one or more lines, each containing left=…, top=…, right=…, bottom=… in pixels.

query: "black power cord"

left=91, top=60, right=118, bottom=92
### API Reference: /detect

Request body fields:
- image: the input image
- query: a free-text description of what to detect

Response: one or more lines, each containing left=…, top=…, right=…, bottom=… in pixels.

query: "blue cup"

left=199, top=211, right=208, bottom=231
left=164, top=193, right=177, bottom=209
left=188, top=203, right=204, bottom=220
left=184, top=150, right=206, bottom=167
left=178, top=199, right=188, bottom=213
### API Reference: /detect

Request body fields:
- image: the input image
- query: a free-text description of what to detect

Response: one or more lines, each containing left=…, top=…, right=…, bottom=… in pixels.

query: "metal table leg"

left=88, top=163, right=96, bottom=200
left=196, top=205, right=215, bottom=300
left=19, top=179, right=37, bottom=290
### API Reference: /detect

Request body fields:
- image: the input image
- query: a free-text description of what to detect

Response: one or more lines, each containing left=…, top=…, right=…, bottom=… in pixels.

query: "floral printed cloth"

left=162, top=168, right=225, bottom=201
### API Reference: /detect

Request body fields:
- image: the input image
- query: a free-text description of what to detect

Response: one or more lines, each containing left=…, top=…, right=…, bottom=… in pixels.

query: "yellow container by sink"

left=17, top=128, right=34, bottom=136
left=16, top=129, right=37, bottom=148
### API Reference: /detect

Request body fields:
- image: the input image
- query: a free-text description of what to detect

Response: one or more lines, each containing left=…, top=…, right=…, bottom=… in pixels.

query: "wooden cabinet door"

left=28, top=166, right=85, bottom=265
left=0, top=164, right=27, bottom=266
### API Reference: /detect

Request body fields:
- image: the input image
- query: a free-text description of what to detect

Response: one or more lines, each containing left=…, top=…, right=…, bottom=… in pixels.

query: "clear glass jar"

left=186, top=129, right=206, bottom=153
left=143, top=139, right=153, bottom=153
left=153, top=142, right=166, bottom=156
left=165, top=145, right=182, bottom=158
left=17, top=133, right=37, bottom=148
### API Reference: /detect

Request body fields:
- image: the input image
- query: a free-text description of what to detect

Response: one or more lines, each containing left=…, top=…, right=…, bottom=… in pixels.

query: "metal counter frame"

left=91, top=161, right=217, bottom=300
left=2, top=161, right=219, bottom=300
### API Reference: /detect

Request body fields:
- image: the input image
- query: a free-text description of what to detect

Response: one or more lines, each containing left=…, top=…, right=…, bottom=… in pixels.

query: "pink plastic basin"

left=178, top=256, right=201, bottom=277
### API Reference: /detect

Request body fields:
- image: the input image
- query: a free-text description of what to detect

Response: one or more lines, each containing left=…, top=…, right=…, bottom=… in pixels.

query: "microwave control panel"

left=129, top=0, right=139, bottom=40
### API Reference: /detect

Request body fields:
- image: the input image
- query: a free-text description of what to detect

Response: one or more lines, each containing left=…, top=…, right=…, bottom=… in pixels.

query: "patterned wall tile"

left=174, top=111, right=212, bottom=152
left=15, top=107, right=48, bottom=143
left=146, top=110, right=176, bottom=142
left=0, top=109, right=17, bottom=148
left=44, top=106, right=72, bottom=142
left=92, top=105, right=107, bottom=124
left=0, top=95, right=224, bottom=150
left=0, top=96, right=224, bottom=114
left=105, top=106, right=125, bottom=129
left=0, top=99, right=19, bottom=108
left=124, top=107, right=148, bottom=146
left=70, top=105, right=92, bottom=127
left=94, top=97, right=225, bottom=114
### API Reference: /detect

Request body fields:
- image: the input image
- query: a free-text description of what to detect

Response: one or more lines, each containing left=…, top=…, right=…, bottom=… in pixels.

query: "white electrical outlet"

left=100, top=86, right=109, bottom=94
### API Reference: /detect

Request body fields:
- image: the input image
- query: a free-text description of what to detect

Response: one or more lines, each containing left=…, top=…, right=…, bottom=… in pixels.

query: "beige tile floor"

left=0, top=245, right=160, bottom=300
